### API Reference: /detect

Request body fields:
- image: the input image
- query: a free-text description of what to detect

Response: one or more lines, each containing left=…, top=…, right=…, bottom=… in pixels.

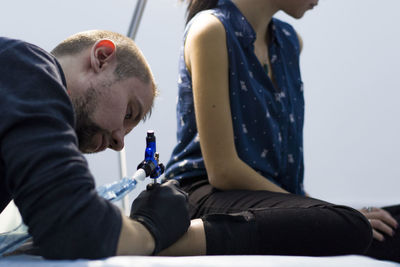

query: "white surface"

left=0, top=255, right=399, bottom=267
left=0, top=202, right=21, bottom=233
left=275, top=0, right=400, bottom=207
left=0, top=0, right=399, bottom=209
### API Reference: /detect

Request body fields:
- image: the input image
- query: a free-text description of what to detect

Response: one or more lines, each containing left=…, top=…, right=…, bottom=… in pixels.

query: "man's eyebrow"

left=138, top=96, right=154, bottom=122
left=135, top=99, right=144, bottom=122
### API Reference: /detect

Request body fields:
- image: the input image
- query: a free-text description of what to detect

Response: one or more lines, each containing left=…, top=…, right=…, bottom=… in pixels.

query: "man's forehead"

left=129, top=77, right=154, bottom=118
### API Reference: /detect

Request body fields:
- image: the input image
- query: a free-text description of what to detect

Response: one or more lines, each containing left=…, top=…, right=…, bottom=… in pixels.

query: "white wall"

left=276, top=0, right=400, bottom=207
left=1, top=0, right=399, bottom=210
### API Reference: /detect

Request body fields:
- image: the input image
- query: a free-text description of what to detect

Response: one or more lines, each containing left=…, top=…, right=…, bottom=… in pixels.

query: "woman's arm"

left=185, top=14, right=287, bottom=193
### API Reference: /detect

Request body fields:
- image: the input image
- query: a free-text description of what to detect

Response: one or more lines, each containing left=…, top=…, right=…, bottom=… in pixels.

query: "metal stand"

left=119, top=0, right=148, bottom=215
left=127, top=0, right=148, bottom=40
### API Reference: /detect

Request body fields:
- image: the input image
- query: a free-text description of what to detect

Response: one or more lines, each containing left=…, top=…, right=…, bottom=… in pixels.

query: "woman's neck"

left=231, top=0, right=278, bottom=43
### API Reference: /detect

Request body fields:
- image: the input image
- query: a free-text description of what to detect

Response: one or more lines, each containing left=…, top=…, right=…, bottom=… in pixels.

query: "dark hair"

left=185, top=0, right=218, bottom=24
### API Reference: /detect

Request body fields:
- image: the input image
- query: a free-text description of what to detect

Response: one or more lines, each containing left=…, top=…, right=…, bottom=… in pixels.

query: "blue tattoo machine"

left=97, top=130, right=165, bottom=201
left=0, top=130, right=164, bottom=257
left=137, top=130, right=165, bottom=181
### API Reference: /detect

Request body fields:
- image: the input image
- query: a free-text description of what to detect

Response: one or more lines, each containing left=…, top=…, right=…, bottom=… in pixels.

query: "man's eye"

left=125, top=109, right=132, bottom=120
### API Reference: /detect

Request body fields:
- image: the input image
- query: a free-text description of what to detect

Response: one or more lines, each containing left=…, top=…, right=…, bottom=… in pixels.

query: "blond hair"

left=52, top=30, right=157, bottom=97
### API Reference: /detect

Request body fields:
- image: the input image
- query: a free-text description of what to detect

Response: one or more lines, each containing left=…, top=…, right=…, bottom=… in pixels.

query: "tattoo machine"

left=96, top=130, right=165, bottom=201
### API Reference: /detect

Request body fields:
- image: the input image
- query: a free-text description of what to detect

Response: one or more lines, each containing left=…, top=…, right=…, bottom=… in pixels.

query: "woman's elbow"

left=207, top=167, right=233, bottom=191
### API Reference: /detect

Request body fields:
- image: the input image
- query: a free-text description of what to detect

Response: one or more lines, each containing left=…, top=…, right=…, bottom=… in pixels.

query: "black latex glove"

left=130, top=180, right=190, bottom=255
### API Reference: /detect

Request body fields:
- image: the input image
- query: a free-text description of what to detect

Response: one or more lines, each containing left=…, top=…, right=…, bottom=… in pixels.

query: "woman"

left=164, top=0, right=399, bottom=260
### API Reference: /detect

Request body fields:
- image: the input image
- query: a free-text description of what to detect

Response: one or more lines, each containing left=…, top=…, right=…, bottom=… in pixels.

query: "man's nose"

left=109, top=129, right=125, bottom=151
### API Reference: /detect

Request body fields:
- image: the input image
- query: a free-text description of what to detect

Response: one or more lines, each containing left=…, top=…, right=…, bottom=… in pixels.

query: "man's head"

left=51, top=30, right=156, bottom=153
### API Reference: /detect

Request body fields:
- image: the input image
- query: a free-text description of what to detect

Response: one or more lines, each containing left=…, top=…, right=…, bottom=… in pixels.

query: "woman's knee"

left=328, top=205, right=372, bottom=254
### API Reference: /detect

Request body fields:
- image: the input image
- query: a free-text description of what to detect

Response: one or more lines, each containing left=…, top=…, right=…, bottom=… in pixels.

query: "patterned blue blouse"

left=166, top=0, right=305, bottom=195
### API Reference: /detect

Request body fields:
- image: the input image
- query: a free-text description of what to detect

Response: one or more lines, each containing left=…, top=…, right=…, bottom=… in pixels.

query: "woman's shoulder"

left=187, top=12, right=225, bottom=41
left=184, top=12, right=228, bottom=73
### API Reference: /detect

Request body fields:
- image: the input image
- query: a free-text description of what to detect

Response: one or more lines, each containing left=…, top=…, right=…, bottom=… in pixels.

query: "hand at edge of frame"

left=359, top=207, right=398, bottom=242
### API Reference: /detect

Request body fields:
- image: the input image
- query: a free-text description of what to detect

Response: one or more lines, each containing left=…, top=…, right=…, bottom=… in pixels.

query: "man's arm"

left=0, top=38, right=122, bottom=259
left=126, top=181, right=190, bottom=255
left=117, top=216, right=155, bottom=255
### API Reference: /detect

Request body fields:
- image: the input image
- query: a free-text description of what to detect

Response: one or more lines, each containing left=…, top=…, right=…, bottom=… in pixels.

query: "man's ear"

left=90, top=39, right=116, bottom=73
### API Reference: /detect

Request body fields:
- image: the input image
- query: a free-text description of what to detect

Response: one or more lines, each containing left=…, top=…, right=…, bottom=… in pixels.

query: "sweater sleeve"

left=0, top=38, right=122, bottom=259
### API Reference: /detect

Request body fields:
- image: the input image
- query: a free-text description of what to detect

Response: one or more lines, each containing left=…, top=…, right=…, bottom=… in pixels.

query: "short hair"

left=51, top=30, right=157, bottom=97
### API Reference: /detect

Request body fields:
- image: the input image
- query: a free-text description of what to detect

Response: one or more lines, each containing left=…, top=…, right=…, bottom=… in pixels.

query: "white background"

left=1, top=0, right=399, bottom=212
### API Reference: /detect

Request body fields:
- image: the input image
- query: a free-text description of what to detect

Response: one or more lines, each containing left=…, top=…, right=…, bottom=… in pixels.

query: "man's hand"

left=130, top=180, right=190, bottom=255
left=359, top=207, right=398, bottom=242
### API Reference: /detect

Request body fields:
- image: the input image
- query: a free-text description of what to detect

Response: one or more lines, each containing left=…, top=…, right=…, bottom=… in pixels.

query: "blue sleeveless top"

left=166, top=0, right=305, bottom=195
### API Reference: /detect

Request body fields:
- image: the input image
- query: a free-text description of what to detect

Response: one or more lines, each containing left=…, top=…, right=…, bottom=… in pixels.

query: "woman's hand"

left=359, top=207, right=398, bottom=242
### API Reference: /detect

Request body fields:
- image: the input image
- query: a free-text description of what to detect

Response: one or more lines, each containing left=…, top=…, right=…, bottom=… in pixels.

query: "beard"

left=70, top=87, right=108, bottom=153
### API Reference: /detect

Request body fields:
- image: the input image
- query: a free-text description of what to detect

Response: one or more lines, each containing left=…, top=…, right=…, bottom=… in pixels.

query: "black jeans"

left=180, top=177, right=398, bottom=260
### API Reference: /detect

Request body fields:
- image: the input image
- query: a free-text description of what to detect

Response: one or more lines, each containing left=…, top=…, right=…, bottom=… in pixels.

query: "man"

left=0, top=30, right=190, bottom=259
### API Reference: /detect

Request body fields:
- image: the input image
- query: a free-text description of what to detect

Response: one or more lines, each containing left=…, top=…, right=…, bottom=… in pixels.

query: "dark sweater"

left=0, top=37, right=121, bottom=259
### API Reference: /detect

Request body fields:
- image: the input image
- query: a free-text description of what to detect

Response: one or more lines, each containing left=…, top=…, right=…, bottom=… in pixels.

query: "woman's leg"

left=180, top=178, right=372, bottom=256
